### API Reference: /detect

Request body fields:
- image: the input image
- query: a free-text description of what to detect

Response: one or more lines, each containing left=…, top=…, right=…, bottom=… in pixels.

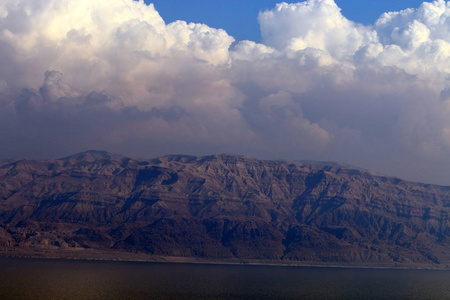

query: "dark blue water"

left=1, top=258, right=450, bottom=299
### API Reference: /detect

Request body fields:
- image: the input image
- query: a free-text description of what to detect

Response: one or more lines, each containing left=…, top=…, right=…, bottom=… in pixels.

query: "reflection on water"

left=1, top=257, right=450, bottom=299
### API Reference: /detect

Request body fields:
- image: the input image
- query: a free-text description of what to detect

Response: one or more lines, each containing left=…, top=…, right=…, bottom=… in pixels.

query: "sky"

left=1, top=0, right=450, bottom=185
left=149, top=0, right=426, bottom=41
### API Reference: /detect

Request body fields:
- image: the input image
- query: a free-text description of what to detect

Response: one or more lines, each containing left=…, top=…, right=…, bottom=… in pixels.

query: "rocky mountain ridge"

left=1, top=150, right=450, bottom=267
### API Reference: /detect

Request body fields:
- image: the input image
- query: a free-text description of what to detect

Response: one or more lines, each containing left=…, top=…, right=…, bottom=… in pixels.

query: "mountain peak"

left=58, top=150, right=128, bottom=163
left=1, top=151, right=450, bottom=267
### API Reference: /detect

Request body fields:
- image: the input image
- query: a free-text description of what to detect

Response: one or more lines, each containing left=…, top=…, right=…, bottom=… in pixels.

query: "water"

left=1, top=258, right=450, bottom=299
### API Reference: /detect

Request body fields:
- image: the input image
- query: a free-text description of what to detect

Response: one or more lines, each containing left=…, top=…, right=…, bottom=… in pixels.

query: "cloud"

left=258, top=0, right=377, bottom=60
left=1, top=0, right=450, bottom=184
left=372, top=0, right=450, bottom=77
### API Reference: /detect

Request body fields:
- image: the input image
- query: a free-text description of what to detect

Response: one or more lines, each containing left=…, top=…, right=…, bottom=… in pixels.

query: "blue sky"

left=147, top=0, right=426, bottom=41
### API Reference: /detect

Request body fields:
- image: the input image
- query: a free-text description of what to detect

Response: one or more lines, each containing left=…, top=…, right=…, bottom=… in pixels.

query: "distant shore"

left=1, top=247, right=448, bottom=271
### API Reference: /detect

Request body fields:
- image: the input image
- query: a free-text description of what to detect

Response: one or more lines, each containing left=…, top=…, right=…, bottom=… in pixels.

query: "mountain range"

left=1, top=150, right=450, bottom=268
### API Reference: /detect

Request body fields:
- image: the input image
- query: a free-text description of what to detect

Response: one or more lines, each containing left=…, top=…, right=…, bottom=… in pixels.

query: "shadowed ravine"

left=1, top=150, right=450, bottom=268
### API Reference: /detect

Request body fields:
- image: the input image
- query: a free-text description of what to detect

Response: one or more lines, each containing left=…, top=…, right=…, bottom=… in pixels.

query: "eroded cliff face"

left=1, top=150, right=450, bottom=266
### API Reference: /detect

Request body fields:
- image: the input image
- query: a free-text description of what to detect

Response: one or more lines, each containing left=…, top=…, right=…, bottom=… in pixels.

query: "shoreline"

left=1, top=247, right=448, bottom=271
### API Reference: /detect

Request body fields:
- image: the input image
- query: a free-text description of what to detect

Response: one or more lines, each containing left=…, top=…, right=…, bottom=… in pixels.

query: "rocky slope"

left=1, top=150, right=450, bottom=267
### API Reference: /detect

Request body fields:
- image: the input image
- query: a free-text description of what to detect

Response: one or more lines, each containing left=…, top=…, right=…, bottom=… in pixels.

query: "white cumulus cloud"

left=1, top=0, right=450, bottom=185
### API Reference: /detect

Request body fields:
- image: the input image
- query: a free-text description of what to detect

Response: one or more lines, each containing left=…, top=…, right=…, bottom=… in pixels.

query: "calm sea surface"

left=1, top=258, right=450, bottom=299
